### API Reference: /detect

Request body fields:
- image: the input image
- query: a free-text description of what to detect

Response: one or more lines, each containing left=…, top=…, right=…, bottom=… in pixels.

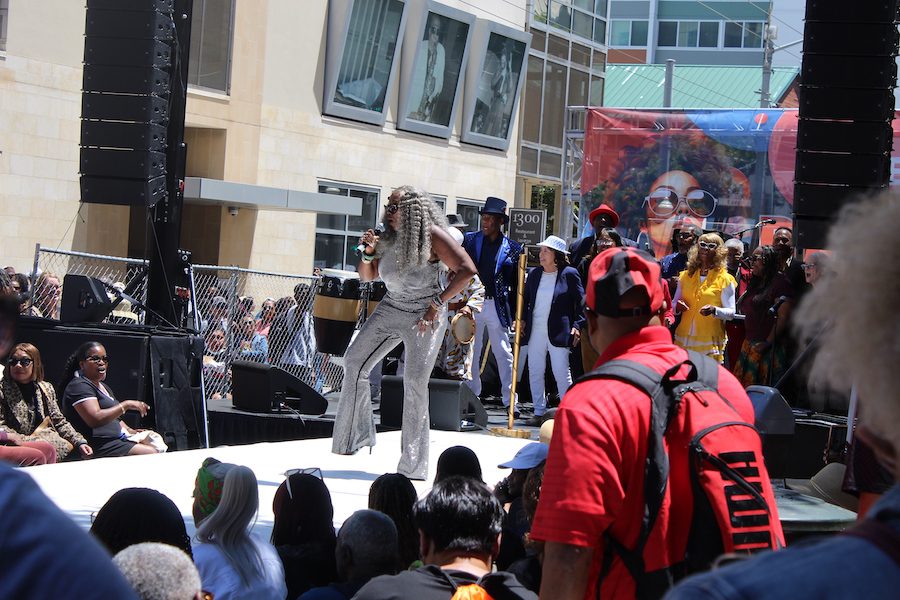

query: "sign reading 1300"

left=508, top=208, right=547, bottom=246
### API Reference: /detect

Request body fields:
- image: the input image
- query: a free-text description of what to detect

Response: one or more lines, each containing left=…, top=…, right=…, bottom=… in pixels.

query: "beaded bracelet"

left=360, top=252, right=376, bottom=264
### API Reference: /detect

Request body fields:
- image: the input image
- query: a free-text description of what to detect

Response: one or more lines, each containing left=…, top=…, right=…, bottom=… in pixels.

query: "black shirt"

left=354, top=565, right=536, bottom=600
left=14, top=381, right=39, bottom=431
left=478, top=235, right=503, bottom=298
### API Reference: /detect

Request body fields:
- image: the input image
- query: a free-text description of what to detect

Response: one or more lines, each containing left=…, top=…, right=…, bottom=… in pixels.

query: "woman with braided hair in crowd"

left=331, top=185, right=477, bottom=480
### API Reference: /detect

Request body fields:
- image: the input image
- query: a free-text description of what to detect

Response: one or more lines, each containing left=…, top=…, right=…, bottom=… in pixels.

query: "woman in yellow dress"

left=673, top=233, right=736, bottom=363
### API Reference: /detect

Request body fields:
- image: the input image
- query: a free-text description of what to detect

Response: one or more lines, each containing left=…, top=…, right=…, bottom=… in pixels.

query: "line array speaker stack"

left=80, top=0, right=175, bottom=207
left=793, top=1, right=900, bottom=250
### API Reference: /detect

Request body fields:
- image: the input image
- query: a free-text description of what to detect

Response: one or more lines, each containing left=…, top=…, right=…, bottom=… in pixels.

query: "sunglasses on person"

left=284, top=467, right=324, bottom=499
left=385, top=203, right=401, bottom=214
left=644, top=188, right=717, bottom=218
left=697, top=241, right=718, bottom=251
left=85, top=355, right=110, bottom=364
left=7, top=356, right=33, bottom=367
left=746, top=255, right=762, bottom=263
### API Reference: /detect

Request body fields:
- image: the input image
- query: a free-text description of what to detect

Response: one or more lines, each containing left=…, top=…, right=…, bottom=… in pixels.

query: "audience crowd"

left=6, top=199, right=898, bottom=600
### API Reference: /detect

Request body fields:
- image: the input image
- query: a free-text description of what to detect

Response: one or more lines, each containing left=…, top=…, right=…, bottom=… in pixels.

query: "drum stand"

left=490, top=253, right=531, bottom=440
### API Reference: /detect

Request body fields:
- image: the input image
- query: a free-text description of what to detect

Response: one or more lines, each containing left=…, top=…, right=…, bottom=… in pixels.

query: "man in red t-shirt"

left=530, top=247, right=764, bottom=599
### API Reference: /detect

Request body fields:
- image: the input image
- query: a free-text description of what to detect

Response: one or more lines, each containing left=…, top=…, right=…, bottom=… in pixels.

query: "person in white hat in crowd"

left=435, top=227, right=485, bottom=380
left=494, top=442, right=551, bottom=571
left=519, top=235, right=584, bottom=426
left=462, top=197, right=523, bottom=413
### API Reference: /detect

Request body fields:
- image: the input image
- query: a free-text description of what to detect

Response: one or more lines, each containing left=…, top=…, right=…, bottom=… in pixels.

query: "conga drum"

left=313, top=272, right=360, bottom=356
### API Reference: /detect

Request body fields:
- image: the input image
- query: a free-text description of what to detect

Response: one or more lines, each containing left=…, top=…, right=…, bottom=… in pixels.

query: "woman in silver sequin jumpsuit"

left=331, top=186, right=477, bottom=480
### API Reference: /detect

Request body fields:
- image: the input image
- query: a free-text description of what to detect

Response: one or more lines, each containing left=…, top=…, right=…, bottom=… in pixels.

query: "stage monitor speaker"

left=793, top=183, right=886, bottom=219
left=231, top=360, right=328, bottom=415
left=379, top=375, right=488, bottom=432
left=60, top=274, right=114, bottom=324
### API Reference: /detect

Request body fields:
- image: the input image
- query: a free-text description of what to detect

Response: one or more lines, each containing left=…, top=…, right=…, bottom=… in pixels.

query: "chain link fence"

left=30, top=244, right=148, bottom=323
left=29, top=245, right=347, bottom=397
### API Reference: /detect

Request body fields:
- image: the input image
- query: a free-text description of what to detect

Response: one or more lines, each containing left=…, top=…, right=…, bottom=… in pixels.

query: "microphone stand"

left=768, top=310, right=778, bottom=387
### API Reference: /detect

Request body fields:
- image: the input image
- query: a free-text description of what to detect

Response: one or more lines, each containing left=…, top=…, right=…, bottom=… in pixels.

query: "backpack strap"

left=579, top=352, right=718, bottom=600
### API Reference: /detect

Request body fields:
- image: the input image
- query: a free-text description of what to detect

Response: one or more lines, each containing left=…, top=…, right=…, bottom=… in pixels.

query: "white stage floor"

left=23, top=430, right=534, bottom=540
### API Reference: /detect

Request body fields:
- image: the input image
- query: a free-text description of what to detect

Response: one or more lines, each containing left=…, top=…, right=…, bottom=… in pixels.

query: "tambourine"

left=450, top=312, right=476, bottom=345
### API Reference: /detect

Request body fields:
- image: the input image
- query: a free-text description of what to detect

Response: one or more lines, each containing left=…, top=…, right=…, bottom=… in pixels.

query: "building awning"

left=183, top=177, right=362, bottom=216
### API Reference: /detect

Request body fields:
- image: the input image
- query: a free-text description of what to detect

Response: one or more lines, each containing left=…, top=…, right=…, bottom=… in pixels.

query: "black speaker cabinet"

left=380, top=375, right=488, bottom=432
left=231, top=360, right=328, bottom=415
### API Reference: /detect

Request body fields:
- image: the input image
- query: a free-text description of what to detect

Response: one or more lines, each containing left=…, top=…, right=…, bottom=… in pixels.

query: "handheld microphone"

left=768, top=295, right=788, bottom=315
left=354, top=224, right=383, bottom=257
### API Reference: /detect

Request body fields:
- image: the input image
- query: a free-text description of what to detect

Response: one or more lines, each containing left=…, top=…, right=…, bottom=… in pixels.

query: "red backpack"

left=580, top=350, right=784, bottom=599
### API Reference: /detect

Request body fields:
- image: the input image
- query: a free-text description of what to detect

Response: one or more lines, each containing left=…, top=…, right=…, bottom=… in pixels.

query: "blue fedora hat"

left=479, top=196, right=509, bottom=223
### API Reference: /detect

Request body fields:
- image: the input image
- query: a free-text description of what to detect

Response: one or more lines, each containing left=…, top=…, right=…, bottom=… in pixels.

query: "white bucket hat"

left=537, top=235, right=569, bottom=255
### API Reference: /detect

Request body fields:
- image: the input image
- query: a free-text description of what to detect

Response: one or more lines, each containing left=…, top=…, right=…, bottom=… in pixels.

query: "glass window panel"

left=550, top=1, right=572, bottom=32
left=678, top=21, right=698, bottom=47
left=314, top=233, right=347, bottom=270
left=317, top=184, right=348, bottom=229
left=188, top=0, right=234, bottom=92
left=531, top=28, right=546, bottom=53
left=520, top=146, right=539, bottom=174
left=431, top=195, right=446, bottom=213
left=406, top=12, right=471, bottom=127
left=589, top=75, right=604, bottom=105
left=572, top=10, right=593, bottom=39
left=593, top=18, right=606, bottom=45
left=699, top=21, right=718, bottom=47
left=571, top=42, right=591, bottom=67
left=573, top=0, right=593, bottom=11
left=533, top=0, right=549, bottom=24
left=539, top=151, right=562, bottom=179
left=610, top=20, right=631, bottom=46
left=591, top=50, right=606, bottom=74
left=724, top=22, right=742, bottom=47
left=744, top=22, right=763, bottom=48
left=658, top=21, right=677, bottom=46
left=568, top=68, right=589, bottom=107
left=347, top=189, right=379, bottom=232
left=523, top=56, right=544, bottom=144
left=455, top=201, right=483, bottom=234
left=547, top=34, right=569, bottom=60
left=0, top=0, right=8, bottom=52
left=540, top=61, right=567, bottom=149
left=594, top=0, right=607, bottom=18
left=333, top=0, right=404, bottom=114
left=632, top=20, right=648, bottom=45
left=470, top=33, right=527, bottom=139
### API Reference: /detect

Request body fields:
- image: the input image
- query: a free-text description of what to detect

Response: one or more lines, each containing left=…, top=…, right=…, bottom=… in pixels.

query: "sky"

left=769, top=0, right=805, bottom=67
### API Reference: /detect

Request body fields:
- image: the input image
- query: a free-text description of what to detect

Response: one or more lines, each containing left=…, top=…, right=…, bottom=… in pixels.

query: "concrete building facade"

left=0, top=0, right=531, bottom=275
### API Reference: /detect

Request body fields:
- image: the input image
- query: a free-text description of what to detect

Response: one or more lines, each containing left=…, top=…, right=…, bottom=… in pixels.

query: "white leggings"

left=527, top=325, right=572, bottom=416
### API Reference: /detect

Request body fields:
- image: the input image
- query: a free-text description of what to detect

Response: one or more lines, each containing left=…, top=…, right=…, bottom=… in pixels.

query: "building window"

left=659, top=20, right=720, bottom=48
left=333, top=0, right=404, bottom=114
left=314, top=183, right=380, bottom=271
left=724, top=21, right=764, bottom=48
left=0, top=0, right=9, bottom=52
left=455, top=199, right=484, bottom=234
left=610, top=20, right=648, bottom=47
left=431, top=195, right=446, bottom=213
left=188, top=0, right=235, bottom=93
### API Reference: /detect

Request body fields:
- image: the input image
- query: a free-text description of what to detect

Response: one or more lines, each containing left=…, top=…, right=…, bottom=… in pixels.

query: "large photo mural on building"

left=580, top=108, right=809, bottom=257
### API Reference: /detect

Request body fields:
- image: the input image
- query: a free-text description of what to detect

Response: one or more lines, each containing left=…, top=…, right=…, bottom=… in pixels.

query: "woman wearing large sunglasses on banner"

left=59, top=341, right=154, bottom=457
left=672, top=233, right=737, bottom=363
left=0, top=343, right=92, bottom=461
left=331, top=185, right=476, bottom=480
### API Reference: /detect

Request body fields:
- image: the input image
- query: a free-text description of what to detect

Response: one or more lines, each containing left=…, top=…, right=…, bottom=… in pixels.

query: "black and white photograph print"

left=469, top=33, right=526, bottom=139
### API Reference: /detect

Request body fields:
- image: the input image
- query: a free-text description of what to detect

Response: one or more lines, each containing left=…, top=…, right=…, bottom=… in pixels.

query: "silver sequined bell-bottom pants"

left=331, top=299, right=446, bottom=480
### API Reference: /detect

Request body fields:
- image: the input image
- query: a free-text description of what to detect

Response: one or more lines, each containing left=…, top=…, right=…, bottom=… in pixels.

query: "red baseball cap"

left=585, top=247, right=664, bottom=318
left=589, top=204, right=619, bottom=228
